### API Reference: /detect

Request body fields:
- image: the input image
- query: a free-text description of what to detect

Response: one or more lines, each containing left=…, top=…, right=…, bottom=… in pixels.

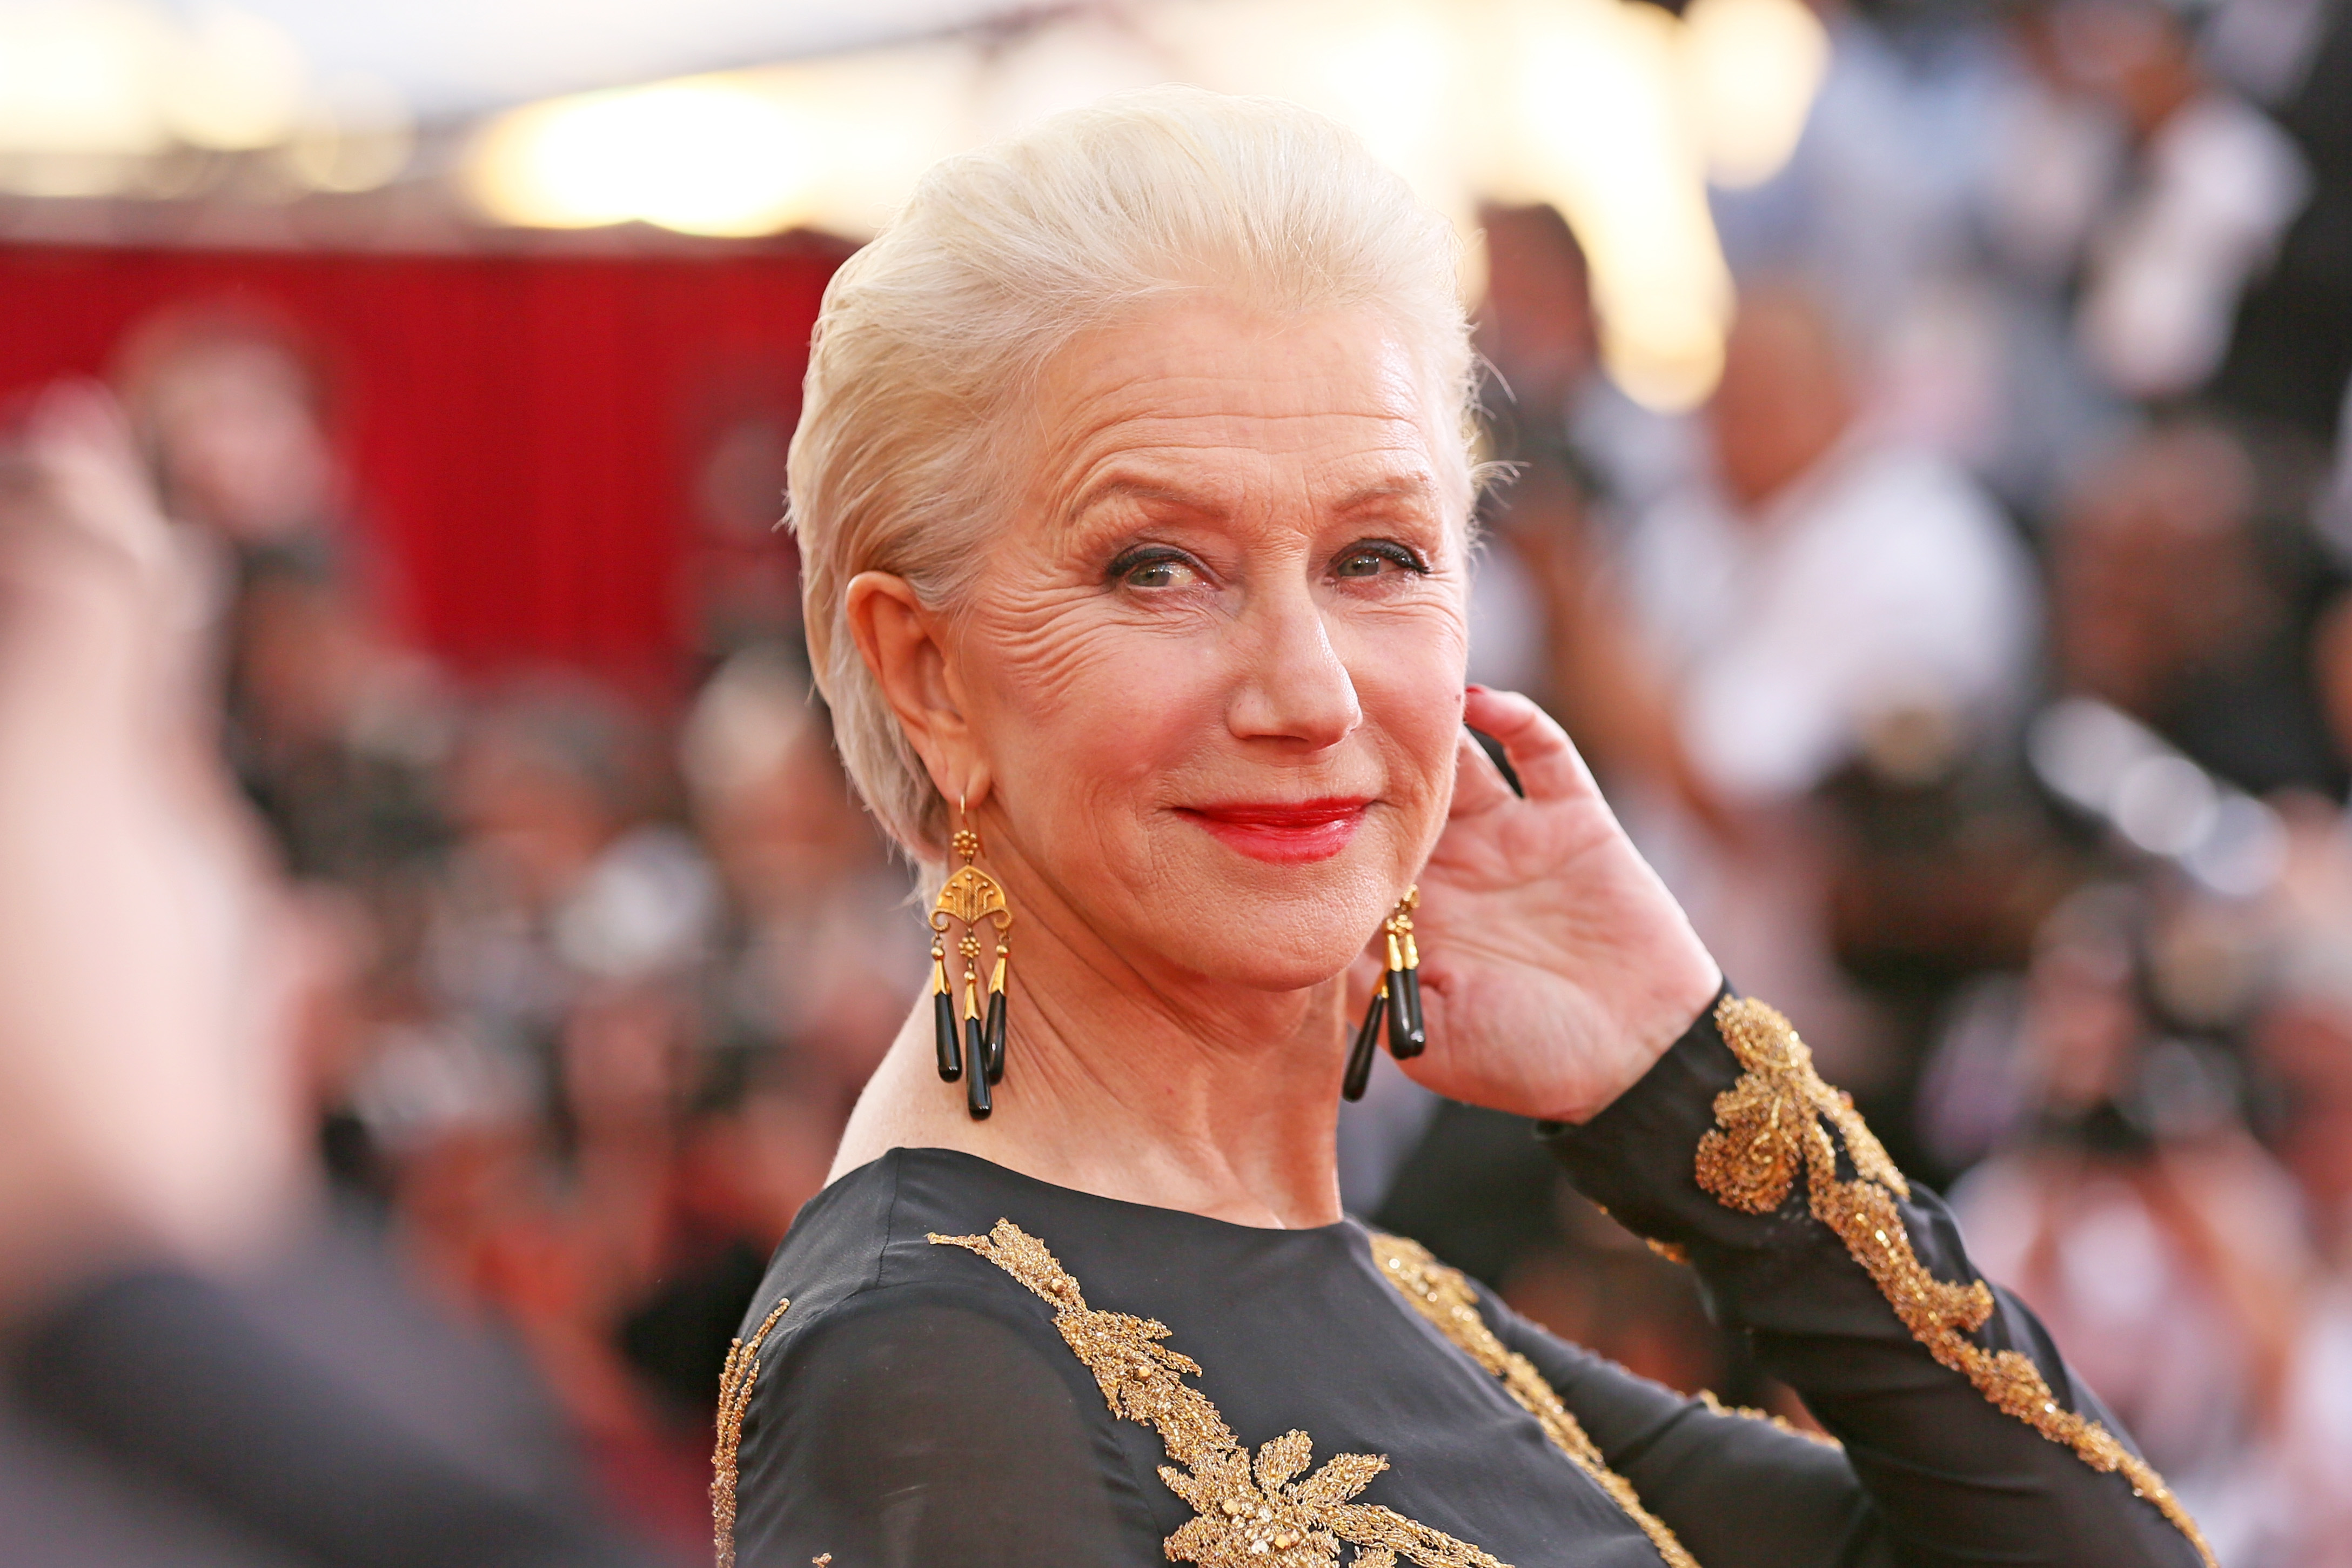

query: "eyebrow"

left=1069, top=477, right=1228, bottom=523
left=1331, top=474, right=1439, bottom=513
left=1067, top=471, right=1439, bottom=527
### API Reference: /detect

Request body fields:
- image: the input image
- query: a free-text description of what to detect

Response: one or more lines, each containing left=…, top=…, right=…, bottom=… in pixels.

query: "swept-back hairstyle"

left=789, top=85, right=1475, bottom=862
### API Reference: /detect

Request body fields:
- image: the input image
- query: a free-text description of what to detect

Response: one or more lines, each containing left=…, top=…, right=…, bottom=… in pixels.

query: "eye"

left=1331, top=540, right=1429, bottom=580
left=1108, top=546, right=1206, bottom=589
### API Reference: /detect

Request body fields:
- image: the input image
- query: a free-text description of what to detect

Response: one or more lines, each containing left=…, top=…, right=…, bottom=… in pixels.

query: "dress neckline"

left=840, top=1143, right=1365, bottom=1243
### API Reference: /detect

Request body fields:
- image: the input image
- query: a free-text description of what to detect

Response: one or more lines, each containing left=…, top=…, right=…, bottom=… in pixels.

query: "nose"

left=1225, top=578, right=1362, bottom=751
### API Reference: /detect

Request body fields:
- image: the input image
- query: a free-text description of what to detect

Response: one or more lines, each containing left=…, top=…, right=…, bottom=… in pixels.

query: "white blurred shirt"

left=1625, top=432, right=2039, bottom=804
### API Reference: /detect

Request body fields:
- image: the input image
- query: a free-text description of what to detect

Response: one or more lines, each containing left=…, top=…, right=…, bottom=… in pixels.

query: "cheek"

left=1350, top=598, right=1470, bottom=817
left=962, top=589, right=1219, bottom=815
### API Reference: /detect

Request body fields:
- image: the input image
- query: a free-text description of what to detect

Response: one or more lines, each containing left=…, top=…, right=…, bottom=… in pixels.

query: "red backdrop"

left=0, top=242, right=841, bottom=689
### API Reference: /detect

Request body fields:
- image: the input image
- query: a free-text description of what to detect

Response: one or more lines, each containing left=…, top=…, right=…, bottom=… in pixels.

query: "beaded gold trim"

left=932, top=1219, right=1507, bottom=1568
left=1697, top=996, right=2216, bottom=1568
left=712, top=1296, right=790, bottom=1568
left=1367, top=1235, right=1699, bottom=1568
left=1694, top=1390, right=1841, bottom=1450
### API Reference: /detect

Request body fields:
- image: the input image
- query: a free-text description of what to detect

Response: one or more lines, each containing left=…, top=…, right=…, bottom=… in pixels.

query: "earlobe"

left=844, top=570, right=984, bottom=804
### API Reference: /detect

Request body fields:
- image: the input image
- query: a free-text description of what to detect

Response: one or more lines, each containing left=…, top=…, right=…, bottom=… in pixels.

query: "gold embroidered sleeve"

left=1696, top=996, right=2216, bottom=1568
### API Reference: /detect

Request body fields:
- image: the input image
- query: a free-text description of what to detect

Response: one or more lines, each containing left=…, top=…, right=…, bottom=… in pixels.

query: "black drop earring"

left=1343, top=887, right=1423, bottom=1102
left=930, top=805, right=1013, bottom=1120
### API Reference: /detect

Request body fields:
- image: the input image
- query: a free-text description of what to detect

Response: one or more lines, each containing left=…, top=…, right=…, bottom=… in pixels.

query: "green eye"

left=1335, top=551, right=1387, bottom=578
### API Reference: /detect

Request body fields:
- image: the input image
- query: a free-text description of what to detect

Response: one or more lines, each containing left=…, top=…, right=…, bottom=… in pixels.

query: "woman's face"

left=942, top=299, right=1469, bottom=991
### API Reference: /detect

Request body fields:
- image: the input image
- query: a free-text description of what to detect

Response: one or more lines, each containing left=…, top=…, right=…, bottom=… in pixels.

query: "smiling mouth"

left=1175, top=798, right=1370, bottom=864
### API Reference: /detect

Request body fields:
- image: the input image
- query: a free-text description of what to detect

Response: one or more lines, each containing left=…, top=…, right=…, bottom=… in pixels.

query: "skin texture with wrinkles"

left=832, top=298, right=1717, bottom=1229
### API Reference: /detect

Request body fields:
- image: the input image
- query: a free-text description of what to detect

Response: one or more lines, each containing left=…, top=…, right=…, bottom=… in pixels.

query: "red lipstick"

left=1177, top=798, right=1369, bottom=864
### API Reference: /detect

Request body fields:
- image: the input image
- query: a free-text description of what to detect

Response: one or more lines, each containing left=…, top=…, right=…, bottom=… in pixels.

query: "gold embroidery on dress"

left=1367, top=1235, right=1700, bottom=1568
left=1696, top=996, right=2217, bottom=1568
left=930, top=1219, right=1507, bottom=1568
left=1694, top=1390, right=1841, bottom=1450
left=712, top=1296, right=790, bottom=1568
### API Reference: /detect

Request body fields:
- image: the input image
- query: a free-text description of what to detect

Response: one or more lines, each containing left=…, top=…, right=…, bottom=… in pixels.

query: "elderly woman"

left=719, top=90, right=2210, bottom=1568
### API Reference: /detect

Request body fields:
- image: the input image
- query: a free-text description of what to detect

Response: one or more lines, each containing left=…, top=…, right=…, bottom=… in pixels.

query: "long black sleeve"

left=1538, top=989, right=2212, bottom=1568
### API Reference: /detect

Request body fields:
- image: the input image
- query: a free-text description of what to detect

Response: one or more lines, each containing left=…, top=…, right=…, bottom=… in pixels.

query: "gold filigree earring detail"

left=1342, top=887, right=1424, bottom=1101
left=930, top=801, right=1013, bottom=1120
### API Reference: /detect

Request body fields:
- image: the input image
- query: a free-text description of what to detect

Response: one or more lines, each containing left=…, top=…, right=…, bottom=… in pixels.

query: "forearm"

left=1541, top=990, right=2214, bottom=1568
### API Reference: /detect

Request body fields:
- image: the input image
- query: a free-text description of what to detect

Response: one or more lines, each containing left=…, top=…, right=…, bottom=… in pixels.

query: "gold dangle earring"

left=929, top=800, right=1013, bottom=1120
left=1343, top=887, right=1424, bottom=1101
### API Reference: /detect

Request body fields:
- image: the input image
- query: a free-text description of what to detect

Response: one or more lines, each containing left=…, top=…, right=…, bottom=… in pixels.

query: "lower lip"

left=1177, top=803, right=1368, bottom=864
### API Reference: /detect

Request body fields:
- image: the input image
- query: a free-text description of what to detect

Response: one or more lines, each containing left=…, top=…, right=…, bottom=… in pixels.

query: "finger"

left=25, top=382, right=169, bottom=574
left=1449, top=725, right=1516, bottom=818
left=1462, top=685, right=1598, bottom=802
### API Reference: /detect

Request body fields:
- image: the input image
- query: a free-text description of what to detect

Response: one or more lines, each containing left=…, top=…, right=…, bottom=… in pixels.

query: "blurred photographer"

left=0, top=386, right=641, bottom=1568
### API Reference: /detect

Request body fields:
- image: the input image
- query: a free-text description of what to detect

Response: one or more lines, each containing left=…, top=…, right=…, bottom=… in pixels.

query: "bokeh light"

left=1680, top=0, right=1830, bottom=190
left=467, top=78, right=818, bottom=237
left=457, top=0, right=1824, bottom=411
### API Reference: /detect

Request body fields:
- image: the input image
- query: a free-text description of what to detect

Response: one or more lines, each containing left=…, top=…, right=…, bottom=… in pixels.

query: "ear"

left=844, top=571, right=988, bottom=805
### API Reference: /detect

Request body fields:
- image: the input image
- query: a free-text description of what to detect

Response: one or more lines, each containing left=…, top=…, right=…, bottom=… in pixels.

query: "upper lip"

left=1176, top=798, right=1371, bottom=828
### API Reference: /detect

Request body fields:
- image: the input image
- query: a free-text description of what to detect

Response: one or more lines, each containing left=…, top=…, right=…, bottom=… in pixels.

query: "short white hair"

left=789, top=85, right=1475, bottom=863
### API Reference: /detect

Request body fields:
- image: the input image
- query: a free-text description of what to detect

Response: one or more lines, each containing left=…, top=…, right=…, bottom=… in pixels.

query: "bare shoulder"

left=827, top=1031, right=985, bottom=1183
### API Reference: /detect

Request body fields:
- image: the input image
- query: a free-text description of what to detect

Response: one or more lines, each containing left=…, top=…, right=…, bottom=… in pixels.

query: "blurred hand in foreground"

left=0, top=384, right=306, bottom=1318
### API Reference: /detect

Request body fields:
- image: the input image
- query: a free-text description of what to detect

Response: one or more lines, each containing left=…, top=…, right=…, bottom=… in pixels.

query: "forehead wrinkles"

left=1057, top=420, right=1436, bottom=530
left=1024, top=353, right=1442, bottom=534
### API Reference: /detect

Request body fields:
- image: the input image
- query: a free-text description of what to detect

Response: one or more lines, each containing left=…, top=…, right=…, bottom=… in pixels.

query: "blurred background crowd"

left=3, top=0, right=2351, bottom=1564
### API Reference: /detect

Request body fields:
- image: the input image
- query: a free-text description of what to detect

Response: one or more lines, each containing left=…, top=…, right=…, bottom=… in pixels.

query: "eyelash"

left=1332, top=540, right=1430, bottom=579
left=1105, top=545, right=1201, bottom=588
left=1103, top=540, right=1431, bottom=588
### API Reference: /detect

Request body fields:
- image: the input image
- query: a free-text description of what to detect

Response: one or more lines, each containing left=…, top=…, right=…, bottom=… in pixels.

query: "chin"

left=1149, top=866, right=1386, bottom=993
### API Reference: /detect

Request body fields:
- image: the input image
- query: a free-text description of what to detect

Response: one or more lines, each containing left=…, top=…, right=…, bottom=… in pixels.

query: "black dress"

left=717, top=994, right=2214, bottom=1568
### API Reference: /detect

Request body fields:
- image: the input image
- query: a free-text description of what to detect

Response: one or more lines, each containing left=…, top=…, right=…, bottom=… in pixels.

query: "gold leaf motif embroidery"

left=712, top=1296, right=790, bottom=1568
left=1367, top=1235, right=1700, bottom=1568
left=931, top=1220, right=1507, bottom=1568
left=1697, top=996, right=2217, bottom=1568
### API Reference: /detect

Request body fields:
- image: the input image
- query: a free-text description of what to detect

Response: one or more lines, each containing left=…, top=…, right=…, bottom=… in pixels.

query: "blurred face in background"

left=2054, top=424, right=2267, bottom=716
left=699, top=734, right=870, bottom=915
left=1707, top=289, right=1858, bottom=517
left=1476, top=203, right=1598, bottom=424
left=138, top=339, right=334, bottom=545
left=451, top=722, right=626, bottom=907
left=2033, top=0, right=2202, bottom=138
left=234, top=572, right=376, bottom=753
left=2254, top=994, right=2352, bottom=1221
left=2026, top=915, right=2145, bottom=1111
left=2311, top=598, right=2352, bottom=765
left=684, top=660, right=876, bottom=920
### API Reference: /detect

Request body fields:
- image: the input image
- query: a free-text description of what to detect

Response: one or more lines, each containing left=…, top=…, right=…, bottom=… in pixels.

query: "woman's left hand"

left=1387, top=686, right=1720, bottom=1123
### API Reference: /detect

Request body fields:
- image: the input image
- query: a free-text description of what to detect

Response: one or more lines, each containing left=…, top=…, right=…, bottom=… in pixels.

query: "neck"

left=828, top=887, right=1353, bottom=1229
